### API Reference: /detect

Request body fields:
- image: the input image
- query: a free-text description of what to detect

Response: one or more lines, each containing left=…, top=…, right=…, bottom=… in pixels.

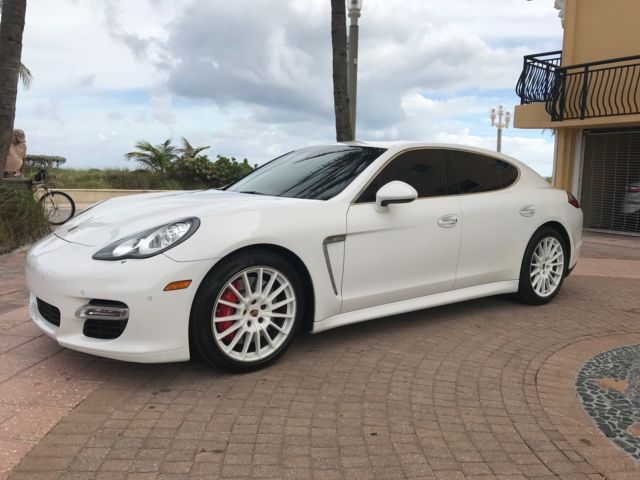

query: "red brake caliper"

left=215, top=280, right=241, bottom=345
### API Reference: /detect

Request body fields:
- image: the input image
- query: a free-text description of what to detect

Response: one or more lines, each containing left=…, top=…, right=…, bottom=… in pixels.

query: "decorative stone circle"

left=576, top=344, right=640, bottom=460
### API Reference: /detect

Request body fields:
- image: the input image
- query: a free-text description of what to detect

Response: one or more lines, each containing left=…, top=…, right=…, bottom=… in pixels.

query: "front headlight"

left=93, top=217, right=200, bottom=260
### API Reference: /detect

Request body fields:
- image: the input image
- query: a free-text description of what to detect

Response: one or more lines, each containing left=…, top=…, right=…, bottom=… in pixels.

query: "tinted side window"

left=449, top=151, right=519, bottom=194
left=357, top=149, right=449, bottom=203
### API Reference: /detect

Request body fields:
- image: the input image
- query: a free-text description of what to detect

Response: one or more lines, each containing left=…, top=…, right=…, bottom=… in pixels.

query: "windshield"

left=226, top=145, right=387, bottom=200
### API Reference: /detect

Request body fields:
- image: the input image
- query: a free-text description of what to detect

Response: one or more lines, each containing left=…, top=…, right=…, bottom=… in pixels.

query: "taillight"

left=567, top=192, right=580, bottom=208
left=628, top=185, right=640, bottom=193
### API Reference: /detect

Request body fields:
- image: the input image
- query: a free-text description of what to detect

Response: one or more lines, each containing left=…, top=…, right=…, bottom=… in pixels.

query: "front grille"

left=36, top=298, right=61, bottom=327
left=83, top=318, right=128, bottom=339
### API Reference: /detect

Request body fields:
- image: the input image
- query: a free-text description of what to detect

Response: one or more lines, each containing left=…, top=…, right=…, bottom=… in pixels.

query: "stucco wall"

left=516, top=0, right=640, bottom=193
left=563, top=0, right=640, bottom=66
left=555, top=0, right=640, bottom=193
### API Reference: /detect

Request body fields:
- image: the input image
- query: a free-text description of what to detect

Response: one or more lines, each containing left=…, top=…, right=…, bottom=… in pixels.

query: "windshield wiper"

left=238, top=190, right=268, bottom=196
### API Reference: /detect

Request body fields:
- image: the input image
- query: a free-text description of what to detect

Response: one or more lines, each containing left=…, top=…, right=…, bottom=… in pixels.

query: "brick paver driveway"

left=1, top=232, right=639, bottom=479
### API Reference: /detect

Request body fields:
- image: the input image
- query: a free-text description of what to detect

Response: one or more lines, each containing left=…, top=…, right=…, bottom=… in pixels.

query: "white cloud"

left=150, top=92, right=176, bottom=126
left=97, top=130, right=118, bottom=143
left=15, top=0, right=562, bottom=175
left=73, top=74, right=97, bottom=89
left=32, top=100, right=64, bottom=125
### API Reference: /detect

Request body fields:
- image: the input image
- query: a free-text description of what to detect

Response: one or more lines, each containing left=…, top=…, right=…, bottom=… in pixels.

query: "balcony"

left=516, top=51, right=640, bottom=123
left=515, top=50, right=563, bottom=106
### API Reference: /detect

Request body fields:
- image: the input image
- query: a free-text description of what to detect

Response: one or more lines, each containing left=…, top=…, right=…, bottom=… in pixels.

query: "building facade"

left=514, top=0, right=640, bottom=236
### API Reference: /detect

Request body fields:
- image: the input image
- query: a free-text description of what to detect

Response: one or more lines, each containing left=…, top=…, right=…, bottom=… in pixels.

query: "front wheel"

left=517, top=228, right=567, bottom=305
left=190, top=250, right=304, bottom=372
left=39, top=191, right=75, bottom=225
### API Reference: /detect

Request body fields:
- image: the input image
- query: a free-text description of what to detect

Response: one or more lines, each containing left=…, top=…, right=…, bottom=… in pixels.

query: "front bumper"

left=26, top=234, right=215, bottom=363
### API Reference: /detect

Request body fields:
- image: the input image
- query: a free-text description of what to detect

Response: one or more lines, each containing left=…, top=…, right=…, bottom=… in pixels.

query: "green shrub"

left=0, top=182, right=49, bottom=254
left=24, top=138, right=255, bottom=190
left=24, top=155, right=255, bottom=190
left=23, top=168, right=190, bottom=190
left=172, top=155, right=254, bottom=187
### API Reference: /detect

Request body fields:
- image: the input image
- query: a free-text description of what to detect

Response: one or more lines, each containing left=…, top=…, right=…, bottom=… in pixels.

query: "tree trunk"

left=0, top=0, right=27, bottom=175
left=330, top=0, right=353, bottom=142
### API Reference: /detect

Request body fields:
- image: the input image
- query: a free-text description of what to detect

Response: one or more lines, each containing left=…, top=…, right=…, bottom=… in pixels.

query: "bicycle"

left=32, top=169, right=76, bottom=225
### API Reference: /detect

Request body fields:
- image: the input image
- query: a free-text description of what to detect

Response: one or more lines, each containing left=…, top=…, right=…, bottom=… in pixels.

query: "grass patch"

left=25, top=168, right=217, bottom=190
left=25, top=168, right=195, bottom=190
left=0, top=182, right=49, bottom=254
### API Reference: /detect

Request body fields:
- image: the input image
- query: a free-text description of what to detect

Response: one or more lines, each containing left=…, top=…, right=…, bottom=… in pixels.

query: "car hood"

left=55, top=190, right=314, bottom=247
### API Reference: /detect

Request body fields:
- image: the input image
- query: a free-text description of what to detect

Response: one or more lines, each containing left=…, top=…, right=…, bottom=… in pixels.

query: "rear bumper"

left=26, top=234, right=215, bottom=363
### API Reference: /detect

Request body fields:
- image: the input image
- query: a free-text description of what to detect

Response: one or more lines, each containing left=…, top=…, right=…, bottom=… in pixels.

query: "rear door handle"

left=437, top=214, right=458, bottom=228
left=519, top=205, right=536, bottom=217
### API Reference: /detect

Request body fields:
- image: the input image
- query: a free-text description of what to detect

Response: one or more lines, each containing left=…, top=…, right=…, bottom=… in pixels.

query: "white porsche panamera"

left=26, top=142, right=583, bottom=371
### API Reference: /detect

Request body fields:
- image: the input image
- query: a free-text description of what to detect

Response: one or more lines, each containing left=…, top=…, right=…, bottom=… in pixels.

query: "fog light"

left=75, top=303, right=129, bottom=321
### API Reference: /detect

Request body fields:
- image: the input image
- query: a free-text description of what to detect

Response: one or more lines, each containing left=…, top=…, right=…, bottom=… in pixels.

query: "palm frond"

left=176, top=137, right=210, bottom=159
left=124, top=139, right=177, bottom=173
left=18, top=63, right=32, bottom=89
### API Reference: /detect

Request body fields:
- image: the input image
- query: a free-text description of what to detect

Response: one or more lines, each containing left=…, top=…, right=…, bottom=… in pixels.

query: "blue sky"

left=15, top=0, right=563, bottom=175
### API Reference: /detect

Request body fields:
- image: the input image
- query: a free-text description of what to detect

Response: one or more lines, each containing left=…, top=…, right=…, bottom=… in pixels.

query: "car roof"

left=317, top=140, right=550, bottom=203
left=327, top=140, right=529, bottom=169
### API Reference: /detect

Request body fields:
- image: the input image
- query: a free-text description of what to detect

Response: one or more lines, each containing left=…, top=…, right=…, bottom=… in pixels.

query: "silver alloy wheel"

left=211, top=266, right=296, bottom=362
left=530, top=236, right=564, bottom=298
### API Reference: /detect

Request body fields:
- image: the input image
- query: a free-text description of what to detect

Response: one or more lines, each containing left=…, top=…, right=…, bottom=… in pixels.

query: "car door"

left=445, top=149, right=528, bottom=289
left=340, top=148, right=462, bottom=313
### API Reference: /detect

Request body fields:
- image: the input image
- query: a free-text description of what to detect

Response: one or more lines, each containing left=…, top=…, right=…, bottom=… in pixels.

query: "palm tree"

left=330, top=0, right=353, bottom=142
left=125, top=139, right=177, bottom=173
left=176, top=137, right=210, bottom=160
left=0, top=0, right=31, bottom=89
left=0, top=0, right=27, bottom=175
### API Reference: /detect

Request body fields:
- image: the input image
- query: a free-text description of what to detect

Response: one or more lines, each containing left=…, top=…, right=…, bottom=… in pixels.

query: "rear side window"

left=448, top=150, right=519, bottom=194
left=357, top=149, right=450, bottom=203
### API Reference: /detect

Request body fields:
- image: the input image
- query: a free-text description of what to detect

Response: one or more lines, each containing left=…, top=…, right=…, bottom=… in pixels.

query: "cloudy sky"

left=16, top=0, right=563, bottom=174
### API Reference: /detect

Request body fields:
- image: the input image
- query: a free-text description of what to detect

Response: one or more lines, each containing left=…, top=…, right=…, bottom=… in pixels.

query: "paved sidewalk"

left=0, top=232, right=639, bottom=479
left=0, top=252, right=160, bottom=478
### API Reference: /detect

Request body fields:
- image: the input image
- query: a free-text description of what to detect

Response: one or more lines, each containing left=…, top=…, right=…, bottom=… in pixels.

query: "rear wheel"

left=517, top=228, right=567, bottom=305
left=39, top=191, right=75, bottom=225
left=190, top=250, right=304, bottom=372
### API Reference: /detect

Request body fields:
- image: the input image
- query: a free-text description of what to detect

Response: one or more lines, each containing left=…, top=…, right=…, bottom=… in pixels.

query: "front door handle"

left=519, top=205, right=536, bottom=217
left=437, top=214, right=458, bottom=228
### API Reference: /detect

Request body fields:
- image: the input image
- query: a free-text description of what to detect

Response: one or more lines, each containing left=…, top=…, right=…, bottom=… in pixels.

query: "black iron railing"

left=516, top=51, right=640, bottom=121
left=515, top=50, right=562, bottom=105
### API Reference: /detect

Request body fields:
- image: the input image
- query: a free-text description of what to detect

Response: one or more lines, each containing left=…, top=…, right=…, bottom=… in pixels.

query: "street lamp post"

left=347, top=0, right=362, bottom=140
left=490, top=105, right=511, bottom=153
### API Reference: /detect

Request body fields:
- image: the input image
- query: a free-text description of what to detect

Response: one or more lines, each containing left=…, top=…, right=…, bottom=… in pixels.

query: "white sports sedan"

left=26, top=142, right=583, bottom=371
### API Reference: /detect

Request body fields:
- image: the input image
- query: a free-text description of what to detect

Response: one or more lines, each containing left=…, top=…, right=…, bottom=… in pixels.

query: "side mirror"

left=375, top=181, right=418, bottom=213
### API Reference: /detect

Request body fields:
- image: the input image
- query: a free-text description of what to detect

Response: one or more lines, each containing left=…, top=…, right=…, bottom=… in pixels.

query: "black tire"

left=517, top=227, right=568, bottom=305
left=190, top=249, right=304, bottom=372
left=39, top=191, right=75, bottom=225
